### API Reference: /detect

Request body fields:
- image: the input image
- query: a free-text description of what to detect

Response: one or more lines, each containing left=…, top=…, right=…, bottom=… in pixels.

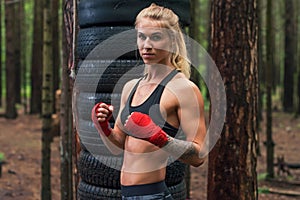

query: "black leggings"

left=121, top=181, right=174, bottom=200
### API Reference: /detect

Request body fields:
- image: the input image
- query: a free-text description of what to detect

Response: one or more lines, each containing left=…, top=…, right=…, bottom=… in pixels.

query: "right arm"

left=91, top=79, right=138, bottom=155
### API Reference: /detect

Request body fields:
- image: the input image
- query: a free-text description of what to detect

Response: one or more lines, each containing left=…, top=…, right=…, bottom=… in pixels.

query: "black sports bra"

left=120, top=69, right=180, bottom=138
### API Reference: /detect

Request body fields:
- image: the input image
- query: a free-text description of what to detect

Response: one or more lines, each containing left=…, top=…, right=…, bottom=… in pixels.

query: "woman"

left=91, top=3, right=206, bottom=199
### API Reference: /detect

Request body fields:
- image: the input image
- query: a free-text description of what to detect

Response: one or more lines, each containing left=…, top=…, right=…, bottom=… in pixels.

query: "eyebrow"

left=137, top=31, right=163, bottom=35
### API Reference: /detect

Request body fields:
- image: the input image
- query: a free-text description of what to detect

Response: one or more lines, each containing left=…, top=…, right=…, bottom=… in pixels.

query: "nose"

left=143, top=37, right=152, bottom=49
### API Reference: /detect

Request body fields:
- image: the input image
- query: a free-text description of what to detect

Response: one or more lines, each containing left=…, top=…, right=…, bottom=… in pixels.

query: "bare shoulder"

left=169, top=73, right=202, bottom=96
left=122, top=79, right=139, bottom=93
left=120, top=79, right=139, bottom=103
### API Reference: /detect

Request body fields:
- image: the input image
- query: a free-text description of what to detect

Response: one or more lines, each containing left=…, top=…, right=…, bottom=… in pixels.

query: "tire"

left=77, top=119, right=117, bottom=156
left=165, top=160, right=187, bottom=186
left=78, top=0, right=191, bottom=28
left=78, top=150, right=123, bottom=189
left=77, top=179, right=186, bottom=200
left=168, top=180, right=187, bottom=200
left=77, top=180, right=121, bottom=200
left=75, top=92, right=121, bottom=121
left=77, top=26, right=137, bottom=60
left=74, top=59, right=144, bottom=93
left=76, top=59, right=143, bottom=76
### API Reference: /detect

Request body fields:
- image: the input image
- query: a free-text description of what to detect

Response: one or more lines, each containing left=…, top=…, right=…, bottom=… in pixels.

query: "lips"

left=142, top=53, right=155, bottom=58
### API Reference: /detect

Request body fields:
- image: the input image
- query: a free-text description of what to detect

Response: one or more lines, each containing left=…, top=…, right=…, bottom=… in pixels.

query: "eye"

left=138, top=33, right=146, bottom=40
left=151, top=34, right=162, bottom=41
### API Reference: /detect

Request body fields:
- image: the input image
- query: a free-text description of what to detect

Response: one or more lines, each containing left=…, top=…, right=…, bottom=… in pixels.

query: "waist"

left=121, top=180, right=167, bottom=197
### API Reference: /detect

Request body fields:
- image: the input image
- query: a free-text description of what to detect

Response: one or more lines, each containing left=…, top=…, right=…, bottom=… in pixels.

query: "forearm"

left=91, top=103, right=125, bottom=155
left=124, top=112, right=205, bottom=166
left=99, top=129, right=125, bottom=155
left=164, top=136, right=205, bottom=167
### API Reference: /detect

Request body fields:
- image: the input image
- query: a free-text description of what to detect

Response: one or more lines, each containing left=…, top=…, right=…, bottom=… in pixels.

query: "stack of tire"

left=75, top=1, right=191, bottom=199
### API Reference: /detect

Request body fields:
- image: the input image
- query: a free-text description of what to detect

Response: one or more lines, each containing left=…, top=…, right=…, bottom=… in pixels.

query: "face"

left=136, top=18, right=172, bottom=66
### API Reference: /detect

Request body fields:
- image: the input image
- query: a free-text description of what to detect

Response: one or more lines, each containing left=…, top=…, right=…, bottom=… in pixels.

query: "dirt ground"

left=0, top=110, right=299, bottom=200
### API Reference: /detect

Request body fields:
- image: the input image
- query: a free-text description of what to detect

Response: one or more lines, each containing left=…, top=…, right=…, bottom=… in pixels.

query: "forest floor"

left=0, top=109, right=300, bottom=200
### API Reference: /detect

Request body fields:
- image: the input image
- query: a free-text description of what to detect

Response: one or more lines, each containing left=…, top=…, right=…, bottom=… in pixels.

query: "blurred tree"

left=5, top=0, right=17, bottom=119
left=297, top=0, right=300, bottom=115
left=272, top=0, right=283, bottom=92
left=30, top=0, right=43, bottom=114
left=0, top=0, right=2, bottom=107
left=20, top=0, right=28, bottom=113
left=188, top=0, right=210, bottom=198
left=52, top=0, right=60, bottom=112
left=283, top=0, right=297, bottom=112
left=265, top=0, right=274, bottom=178
left=256, top=0, right=264, bottom=156
left=41, top=0, right=53, bottom=198
left=14, top=1, right=21, bottom=104
left=207, top=0, right=258, bottom=199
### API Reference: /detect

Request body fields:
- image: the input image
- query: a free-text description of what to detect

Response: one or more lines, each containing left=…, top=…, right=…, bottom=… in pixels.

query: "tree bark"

left=61, top=0, right=76, bottom=199
left=5, top=0, right=18, bottom=119
left=207, top=0, right=258, bottom=199
left=30, top=0, right=43, bottom=114
left=41, top=0, right=53, bottom=199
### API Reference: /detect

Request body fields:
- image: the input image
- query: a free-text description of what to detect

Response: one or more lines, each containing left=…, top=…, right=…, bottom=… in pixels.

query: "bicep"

left=178, top=85, right=206, bottom=145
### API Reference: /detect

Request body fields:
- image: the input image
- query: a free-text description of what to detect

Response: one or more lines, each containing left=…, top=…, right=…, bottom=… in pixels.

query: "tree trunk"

left=41, top=0, right=53, bottom=199
left=207, top=0, right=258, bottom=199
left=283, top=0, right=296, bottom=112
left=296, top=0, right=300, bottom=115
left=30, top=0, right=43, bottom=114
left=297, top=69, right=300, bottom=116
left=14, top=1, right=21, bottom=104
left=266, top=0, right=274, bottom=178
left=265, top=0, right=275, bottom=179
left=61, top=0, right=76, bottom=199
left=0, top=0, right=2, bottom=107
left=256, top=0, right=263, bottom=156
left=20, top=0, right=28, bottom=113
left=5, top=0, right=18, bottom=119
left=52, top=0, right=60, bottom=113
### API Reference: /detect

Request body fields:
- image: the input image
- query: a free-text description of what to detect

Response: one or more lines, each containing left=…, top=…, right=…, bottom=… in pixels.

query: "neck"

left=144, top=64, right=174, bottom=82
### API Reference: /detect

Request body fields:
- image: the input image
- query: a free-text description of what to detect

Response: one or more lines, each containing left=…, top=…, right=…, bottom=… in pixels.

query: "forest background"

left=0, top=0, right=300, bottom=199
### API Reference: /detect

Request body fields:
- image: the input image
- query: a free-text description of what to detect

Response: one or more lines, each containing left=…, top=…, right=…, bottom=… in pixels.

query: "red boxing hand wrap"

left=125, top=112, right=169, bottom=148
left=91, top=103, right=112, bottom=137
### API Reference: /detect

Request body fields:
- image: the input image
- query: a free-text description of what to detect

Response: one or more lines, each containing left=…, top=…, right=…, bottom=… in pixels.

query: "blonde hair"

left=135, top=3, right=191, bottom=78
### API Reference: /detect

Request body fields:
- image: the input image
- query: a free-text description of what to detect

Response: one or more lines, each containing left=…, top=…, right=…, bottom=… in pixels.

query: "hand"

left=124, top=112, right=169, bottom=147
left=91, top=102, right=113, bottom=137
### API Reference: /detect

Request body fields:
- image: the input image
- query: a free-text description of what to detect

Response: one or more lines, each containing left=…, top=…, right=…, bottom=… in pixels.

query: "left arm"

left=124, top=80, right=207, bottom=167
left=164, top=81, right=206, bottom=167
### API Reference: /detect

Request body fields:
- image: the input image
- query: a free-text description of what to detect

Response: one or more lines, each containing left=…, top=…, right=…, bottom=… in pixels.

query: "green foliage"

left=0, top=0, right=34, bottom=101
left=24, top=0, right=34, bottom=70
left=257, top=172, right=268, bottom=181
left=258, top=187, right=270, bottom=194
left=0, top=152, right=5, bottom=162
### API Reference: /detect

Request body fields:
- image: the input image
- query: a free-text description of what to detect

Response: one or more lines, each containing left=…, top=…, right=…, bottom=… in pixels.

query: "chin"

left=142, top=60, right=156, bottom=65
